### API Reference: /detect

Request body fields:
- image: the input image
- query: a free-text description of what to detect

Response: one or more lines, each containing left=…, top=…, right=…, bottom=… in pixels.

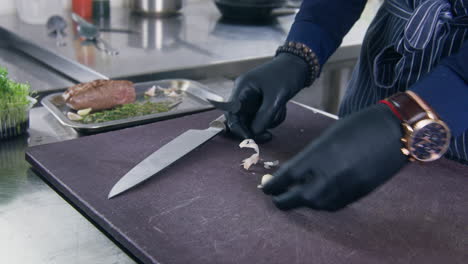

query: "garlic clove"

left=144, top=85, right=157, bottom=97
left=77, top=108, right=92, bottom=116
left=257, top=174, right=274, bottom=189
left=67, top=112, right=83, bottom=121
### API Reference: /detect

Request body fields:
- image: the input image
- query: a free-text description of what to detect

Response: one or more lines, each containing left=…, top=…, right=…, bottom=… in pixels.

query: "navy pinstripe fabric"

left=339, top=0, right=468, bottom=163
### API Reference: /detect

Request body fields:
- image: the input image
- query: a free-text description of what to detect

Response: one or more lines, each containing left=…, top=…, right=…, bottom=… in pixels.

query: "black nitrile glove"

left=262, top=104, right=409, bottom=211
left=212, top=53, right=309, bottom=143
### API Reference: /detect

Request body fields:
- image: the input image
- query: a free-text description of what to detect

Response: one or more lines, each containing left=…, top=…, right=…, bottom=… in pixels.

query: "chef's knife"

left=108, top=115, right=226, bottom=199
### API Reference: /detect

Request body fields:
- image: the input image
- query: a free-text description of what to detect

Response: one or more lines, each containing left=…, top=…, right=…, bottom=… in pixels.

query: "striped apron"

left=338, top=0, right=468, bottom=164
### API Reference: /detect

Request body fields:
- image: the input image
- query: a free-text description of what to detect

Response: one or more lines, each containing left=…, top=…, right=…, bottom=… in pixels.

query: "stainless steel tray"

left=41, top=79, right=224, bottom=133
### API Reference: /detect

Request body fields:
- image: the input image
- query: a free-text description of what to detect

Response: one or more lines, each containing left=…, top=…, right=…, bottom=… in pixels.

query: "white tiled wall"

left=0, top=0, right=131, bottom=15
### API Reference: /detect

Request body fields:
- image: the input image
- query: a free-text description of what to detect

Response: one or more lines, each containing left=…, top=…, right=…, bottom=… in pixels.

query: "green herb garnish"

left=0, top=67, right=32, bottom=135
left=80, top=100, right=175, bottom=124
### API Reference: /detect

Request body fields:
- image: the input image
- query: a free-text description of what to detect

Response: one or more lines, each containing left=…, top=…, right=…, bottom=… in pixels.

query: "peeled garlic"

left=77, top=108, right=92, bottom=116
left=257, top=174, right=274, bottom=189
left=67, top=112, right=83, bottom=121
left=167, top=91, right=180, bottom=97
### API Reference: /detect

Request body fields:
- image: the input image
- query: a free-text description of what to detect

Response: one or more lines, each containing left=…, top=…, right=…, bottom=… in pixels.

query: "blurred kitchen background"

left=0, top=0, right=383, bottom=115
left=0, top=0, right=131, bottom=15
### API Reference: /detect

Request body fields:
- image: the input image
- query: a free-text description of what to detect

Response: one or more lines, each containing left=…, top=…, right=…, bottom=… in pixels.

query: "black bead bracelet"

left=276, top=41, right=320, bottom=87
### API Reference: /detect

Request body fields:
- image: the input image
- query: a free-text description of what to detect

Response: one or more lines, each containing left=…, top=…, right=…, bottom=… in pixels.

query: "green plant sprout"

left=0, top=67, right=32, bottom=136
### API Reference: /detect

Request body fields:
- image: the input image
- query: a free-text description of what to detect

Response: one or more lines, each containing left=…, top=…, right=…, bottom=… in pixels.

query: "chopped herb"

left=80, top=100, right=176, bottom=124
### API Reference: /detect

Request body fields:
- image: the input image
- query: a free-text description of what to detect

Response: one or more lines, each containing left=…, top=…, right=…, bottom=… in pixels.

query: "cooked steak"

left=63, top=80, right=136, bottom=111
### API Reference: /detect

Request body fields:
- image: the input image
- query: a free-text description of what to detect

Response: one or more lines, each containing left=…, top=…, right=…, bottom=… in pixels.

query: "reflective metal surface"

left=0, top=0, right=377, bottom=87
left=0, top=107, right=136, bottom=264
left=133, top=0, right=183, bottom=16
left=42, top=79, right=224, bottom=133
left=0, top=47, right=74, bottom=92
left=72, top=13, right=120, bottom=56
left=0, top=27, right=108, bottom=85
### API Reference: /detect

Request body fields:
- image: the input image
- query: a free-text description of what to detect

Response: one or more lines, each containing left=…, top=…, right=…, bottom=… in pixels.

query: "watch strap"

left=386, top=92, right=428, bottom=126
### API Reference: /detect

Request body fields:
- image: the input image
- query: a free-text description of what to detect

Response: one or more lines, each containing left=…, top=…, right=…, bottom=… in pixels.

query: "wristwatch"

left=383, top=91, right=451, bottom=162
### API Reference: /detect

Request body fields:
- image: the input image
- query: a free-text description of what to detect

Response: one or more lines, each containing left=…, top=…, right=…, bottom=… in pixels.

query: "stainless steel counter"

left=0, top=107, right=135, bottom=264
left=0, top=47, right=74, bottom=92
left=0, top=0, right=379, bottom=87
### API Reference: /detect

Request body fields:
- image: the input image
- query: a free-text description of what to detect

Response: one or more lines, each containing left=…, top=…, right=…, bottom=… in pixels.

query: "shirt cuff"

left=411, top=65, right=468, bottom=137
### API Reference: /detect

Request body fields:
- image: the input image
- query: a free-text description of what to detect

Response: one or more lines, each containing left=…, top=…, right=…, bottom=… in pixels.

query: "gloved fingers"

left=207, top=99, right=241, bottom=113
left=225, top=113, right=273, bottom=143
left=261, top=167, right=294, bottom=195
left=251, top=93, right=289, bottom=135
left=300, top=181, right=343, bottom=211
left=269, top=105, right=287, bottom=129
left=254, top=131, right=273, bottom=144
left=272, top=186, right=305, bottom=211
left=225, top=113, right=254, bottom=140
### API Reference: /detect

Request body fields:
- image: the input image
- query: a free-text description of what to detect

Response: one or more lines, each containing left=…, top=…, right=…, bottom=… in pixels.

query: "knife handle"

left=209, top=115, right=227, bottom=131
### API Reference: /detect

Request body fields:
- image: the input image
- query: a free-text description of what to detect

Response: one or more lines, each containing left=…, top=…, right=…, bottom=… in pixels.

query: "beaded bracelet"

left=275, top=41, right=320, bottom=87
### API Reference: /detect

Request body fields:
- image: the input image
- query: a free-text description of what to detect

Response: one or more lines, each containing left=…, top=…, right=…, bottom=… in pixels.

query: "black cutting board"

left=26, top=103, right=468, bottom=264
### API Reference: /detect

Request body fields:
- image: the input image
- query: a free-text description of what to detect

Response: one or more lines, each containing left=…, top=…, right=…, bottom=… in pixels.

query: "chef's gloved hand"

left=262, top=104, right=409, bottom=211
left=212, top=53, right=309, bottom=143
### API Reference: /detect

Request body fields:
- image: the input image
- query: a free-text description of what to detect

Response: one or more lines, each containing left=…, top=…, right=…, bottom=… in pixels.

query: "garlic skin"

left=62, top=92, right=70, bottom=101
left=241, top=154, right=259, bottom=170
left=263, top=160, right=279, bottom=169
left=167, top=91, right=180, bottom=98
left=239, top=139, right=260, bottom=170
left=144, top=85, right=157, bottom=97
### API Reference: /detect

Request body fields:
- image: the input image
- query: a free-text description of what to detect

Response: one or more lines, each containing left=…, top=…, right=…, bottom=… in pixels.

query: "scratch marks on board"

left=149, top=196, right=202, bottom=223
left=152, top=225, right=165, bottom=234
left=160, top=195, right=201, bottom=216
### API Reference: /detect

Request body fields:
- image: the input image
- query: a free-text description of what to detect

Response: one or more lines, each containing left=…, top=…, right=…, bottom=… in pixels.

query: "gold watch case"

left=401, top=119, right=451, bottom=162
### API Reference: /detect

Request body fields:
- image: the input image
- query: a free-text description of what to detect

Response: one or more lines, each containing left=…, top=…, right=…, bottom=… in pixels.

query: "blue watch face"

left=410, top=122, right=450, bottom=161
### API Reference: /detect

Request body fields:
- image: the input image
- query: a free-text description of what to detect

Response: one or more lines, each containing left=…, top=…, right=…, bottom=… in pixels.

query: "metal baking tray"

left=41, top=79, right=224, bottom=133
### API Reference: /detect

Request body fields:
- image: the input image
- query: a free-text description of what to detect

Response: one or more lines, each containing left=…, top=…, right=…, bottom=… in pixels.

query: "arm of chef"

left=411, top=43, right=468, bottom=137
left=286, top=0, right=368, bottom=65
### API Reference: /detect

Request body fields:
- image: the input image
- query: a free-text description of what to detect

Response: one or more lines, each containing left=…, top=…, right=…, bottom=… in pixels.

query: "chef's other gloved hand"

left=262, top=104, right=409, bottom=211
left=214, top=53, right=309, bottom=143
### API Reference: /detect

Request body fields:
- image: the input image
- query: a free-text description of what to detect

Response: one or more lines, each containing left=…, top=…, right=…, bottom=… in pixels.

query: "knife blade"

left=108, top=115, right=226, bottom=199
